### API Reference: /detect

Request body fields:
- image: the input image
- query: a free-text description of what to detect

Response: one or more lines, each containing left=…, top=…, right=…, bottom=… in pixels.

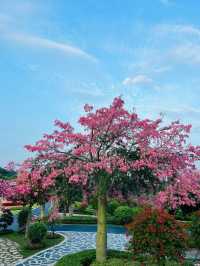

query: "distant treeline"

left=0, top=167, right=16, bottom=180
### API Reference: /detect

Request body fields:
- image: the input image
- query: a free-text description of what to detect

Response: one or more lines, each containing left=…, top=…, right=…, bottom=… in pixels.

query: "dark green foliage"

left=132, top=207, right=143, bottom=218
left=55, top=249, right=132, bottom=266
left=55, top=170, right=82, bottom=214
left=175, top=208, right=185, bottom=220
left=169, top=204, right=200, bottom=221
left=0, top=209, right=13, bottom=231
left=60, top=214, right=123, bottom=225
left=55, top=249, right=193, bottom=266
left=61, top=215, right=97, bottom=224
left=91, top=258, right=136, bottom=266
left=110, top=148, right=164, bottom=198
left=114, top=206, right=133, bottom=224
left=18, top=207, right=29, bottom=229
left=89, top=195, right=98, bottom=210
left=83, top=206, right=96, bottom=215
left=27, top=222, right=47, bottom=244
left=190, top=211, right=200, bottom=249
left=74, top=202, right=96, bottom=215
left=91, top=259, right=193, bottom=266
left=107, top=200, right=120, bottom=215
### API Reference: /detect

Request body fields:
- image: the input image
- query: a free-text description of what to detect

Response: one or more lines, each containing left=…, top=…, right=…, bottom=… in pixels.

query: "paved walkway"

left=1, top=231, right=199, bottom=266
left=15, top=231, right=127, bottom=266
left=0, top=238, right=23, bottom=266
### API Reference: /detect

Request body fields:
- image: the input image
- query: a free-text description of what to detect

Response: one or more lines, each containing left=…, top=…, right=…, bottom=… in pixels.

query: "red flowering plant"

left=127, top=207, right=188, bottom=264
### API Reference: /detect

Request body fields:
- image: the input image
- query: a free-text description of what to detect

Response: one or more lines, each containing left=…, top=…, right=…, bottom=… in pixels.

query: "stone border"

left=14, top=232, right=67, bottom=266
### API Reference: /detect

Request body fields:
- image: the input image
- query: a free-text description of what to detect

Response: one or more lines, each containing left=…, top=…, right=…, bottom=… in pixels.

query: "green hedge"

left=107, top=200, right=121, bottom=215
left=60, top=215, right=121, bottom=225
left=55, top=249, right=131, bottom=266
left=114, top=206, right=134, bottom=224
left=60, top=215, right=97, bottom=224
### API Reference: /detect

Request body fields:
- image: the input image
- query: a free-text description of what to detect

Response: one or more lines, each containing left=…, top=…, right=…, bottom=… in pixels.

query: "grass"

left=55, top=249, right=195, bottom=266
left=55, top=249, right=131, bottom=266
left=91, top=258, right=137, bottom=266
left=91, top=258, right=194, bottom=266
left=0, top=231, right=64, bottom=258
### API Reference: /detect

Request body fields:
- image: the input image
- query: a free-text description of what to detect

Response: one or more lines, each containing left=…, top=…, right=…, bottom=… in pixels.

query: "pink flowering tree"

left=0, top=180, right=11, bottom=199
left=25, top=97, right=200, bottom=262
left=0, top=179, right=16, bottom=205
left=155, top=169, right=200, bottom=209
left=14, top=158, right=60, bottom=236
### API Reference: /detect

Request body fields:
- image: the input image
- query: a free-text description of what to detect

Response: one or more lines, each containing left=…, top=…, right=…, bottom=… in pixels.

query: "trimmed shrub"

left=27, top=222, right=47, bottom=245
left=175, top=208, right=185, bottom=221
left=18, top=207, right=29, bottom=230
left=128, top=207, right=188, bottom=264
left=107, top=200, right=120, bottom=215
left=61, top=215, right=97, bottom=224
left=132, top=207, right=143, bottom=218
left=84, top=206, right=96, bottom=215
left=114, top=206, right=133, bottom=224
left=73, top=201, right=95, bottom=215
left=55, top=249, right=95, bottom=266
left=190, top=210, right=200, bottom=249
left=0, top=208, right=13, bottom=231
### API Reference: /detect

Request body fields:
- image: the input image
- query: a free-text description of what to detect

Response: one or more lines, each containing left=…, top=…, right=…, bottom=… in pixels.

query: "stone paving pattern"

left=0, top=238, right=23, bottom=266
left=1, top=231, right=199, bottom=266
left=15, top=231, right=127, bottom=266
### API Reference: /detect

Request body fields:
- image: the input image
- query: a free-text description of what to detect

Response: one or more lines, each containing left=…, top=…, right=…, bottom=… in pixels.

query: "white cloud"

left=155, top=24, right=200, bottom=37
left=134, top=23, right=200, bottom=68
left=154, top=24, right=200, bottom=65
left=122, top=74, right=152, bottom=86
left=171, top=43, right=200, bottom=64
left=1, top=31, right=97, bottom=62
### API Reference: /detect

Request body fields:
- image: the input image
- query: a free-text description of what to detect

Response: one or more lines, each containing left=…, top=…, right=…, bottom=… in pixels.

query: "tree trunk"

left=40, top=204, right=45, bottom=220
left=63, top=203, right=67, bottom=216
left=96, top=193, right=107, bottom=263
left=25, top=206, right=32, bottom=238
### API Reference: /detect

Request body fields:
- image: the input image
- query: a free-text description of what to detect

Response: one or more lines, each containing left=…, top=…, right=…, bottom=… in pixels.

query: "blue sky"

left=0, top=0, right=200, bottom=166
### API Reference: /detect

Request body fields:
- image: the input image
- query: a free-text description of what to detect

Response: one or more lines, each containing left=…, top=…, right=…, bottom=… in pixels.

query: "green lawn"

left=0, top=232, right=64, bottom=258
left=55, top=249, right=194, bottom=266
